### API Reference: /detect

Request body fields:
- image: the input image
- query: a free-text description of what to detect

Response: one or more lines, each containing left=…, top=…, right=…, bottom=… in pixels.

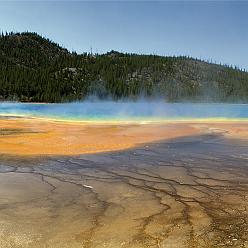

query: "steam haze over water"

left=1, top=101, right=248, bottom=122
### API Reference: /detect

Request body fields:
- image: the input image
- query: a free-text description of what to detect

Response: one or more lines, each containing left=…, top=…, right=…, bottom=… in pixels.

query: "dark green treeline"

left=0, top=32, right=248, bottom=102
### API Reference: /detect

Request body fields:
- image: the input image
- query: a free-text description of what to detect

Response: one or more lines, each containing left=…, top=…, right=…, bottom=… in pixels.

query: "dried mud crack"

left=0, top=134, right=248, bottom=247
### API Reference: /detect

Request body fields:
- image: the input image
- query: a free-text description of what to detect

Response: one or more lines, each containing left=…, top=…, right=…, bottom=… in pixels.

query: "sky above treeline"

left=0, top=1, right=247, bottom=69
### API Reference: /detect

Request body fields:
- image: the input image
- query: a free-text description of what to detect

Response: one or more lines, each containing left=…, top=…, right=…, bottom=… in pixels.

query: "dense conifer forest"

left=0, top=32, right=248, bottom=102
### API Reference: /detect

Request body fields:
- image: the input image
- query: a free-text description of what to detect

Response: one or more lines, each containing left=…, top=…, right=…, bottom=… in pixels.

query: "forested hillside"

left=0, top=32, right=248, bottom=102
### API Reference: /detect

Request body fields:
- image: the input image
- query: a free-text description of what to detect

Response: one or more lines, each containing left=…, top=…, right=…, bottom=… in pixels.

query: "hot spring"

left=1, top=101, right=248, bottom=123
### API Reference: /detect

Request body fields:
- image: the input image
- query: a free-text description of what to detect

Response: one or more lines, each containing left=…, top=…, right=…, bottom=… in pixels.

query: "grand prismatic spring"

left=0, top=101, right=248, bottom=247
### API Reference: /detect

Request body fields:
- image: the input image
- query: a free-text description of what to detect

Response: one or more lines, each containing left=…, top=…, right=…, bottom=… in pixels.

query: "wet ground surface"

left=0, top=133, right=248, bottom=247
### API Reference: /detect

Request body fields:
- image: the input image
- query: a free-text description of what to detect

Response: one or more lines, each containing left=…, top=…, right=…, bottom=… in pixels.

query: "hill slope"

left=0, top=32, right=248, bottom=102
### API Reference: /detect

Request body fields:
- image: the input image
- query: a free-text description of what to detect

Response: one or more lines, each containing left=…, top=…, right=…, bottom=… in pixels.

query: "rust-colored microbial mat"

left=0, top=118, right=202, bottom=156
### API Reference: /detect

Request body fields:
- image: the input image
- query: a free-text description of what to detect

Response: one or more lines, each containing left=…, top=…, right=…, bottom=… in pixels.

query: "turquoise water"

left=0, top=102, right=248, bottom=122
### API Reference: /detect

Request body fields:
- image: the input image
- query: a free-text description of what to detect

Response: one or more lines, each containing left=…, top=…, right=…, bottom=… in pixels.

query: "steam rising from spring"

left=1, top=101, right=248, bottom=122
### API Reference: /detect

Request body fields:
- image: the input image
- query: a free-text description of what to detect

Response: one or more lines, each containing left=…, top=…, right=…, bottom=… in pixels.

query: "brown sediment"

left=0, top=133, right=248, bottom=247
left=191, top=122, right=248, bottom=139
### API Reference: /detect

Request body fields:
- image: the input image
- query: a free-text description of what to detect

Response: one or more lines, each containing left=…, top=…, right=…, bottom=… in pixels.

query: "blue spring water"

left=0, top=101, right=248, bottom=122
